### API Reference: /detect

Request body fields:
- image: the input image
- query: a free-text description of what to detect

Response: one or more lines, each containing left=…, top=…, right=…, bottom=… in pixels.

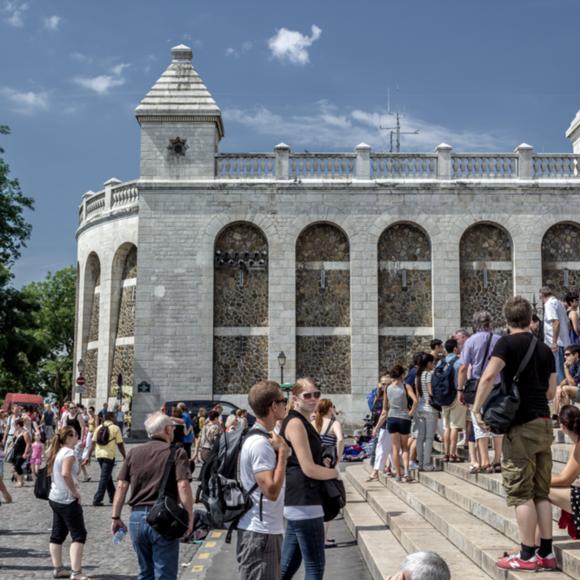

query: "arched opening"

left=83, top=253, right=101, bottom=398
left=378, top=222, right=432, bottom=371
left=459, top=223, right=513, bottom=330
left=541, top=222, right=580, bottom=299
left=213, top=223, right=269, bottom=394
left=296, top=223, right=351, bottom=393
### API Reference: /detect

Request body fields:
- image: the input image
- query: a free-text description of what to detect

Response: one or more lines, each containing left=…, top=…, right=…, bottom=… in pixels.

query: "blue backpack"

left=431, top=356, right=458, bottom=408
left=367, top=387, right=379, bottom=412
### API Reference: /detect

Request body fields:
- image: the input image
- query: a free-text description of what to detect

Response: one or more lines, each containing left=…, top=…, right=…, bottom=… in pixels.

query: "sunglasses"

left=300, top=391, right=321, bottom=400
left=273, top=398, right=287, bottom=405
left=564, top=352, right=573, bottom=357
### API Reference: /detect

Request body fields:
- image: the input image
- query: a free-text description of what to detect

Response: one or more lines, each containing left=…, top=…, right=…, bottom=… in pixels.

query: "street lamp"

left=277, top=351, right=286, bottom=385
left=117, top=373, right=123, bottom=408
left=76, top=358, right=85, bottom=406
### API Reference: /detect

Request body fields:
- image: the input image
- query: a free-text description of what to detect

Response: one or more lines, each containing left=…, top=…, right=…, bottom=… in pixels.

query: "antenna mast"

left=380, top=88, right=420, bottom=153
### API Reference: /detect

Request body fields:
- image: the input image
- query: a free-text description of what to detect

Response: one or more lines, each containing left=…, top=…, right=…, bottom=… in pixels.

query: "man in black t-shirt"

left=473, top=296, right=557, bottom=572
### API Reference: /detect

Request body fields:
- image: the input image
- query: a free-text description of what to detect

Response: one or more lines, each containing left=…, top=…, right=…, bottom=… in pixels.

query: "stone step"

left=348, top=465, right=571, bottom=580
left=343, top=476, right=407, bottom=580
left=346, top=466, right=490, bottom=579
left=417, top=470, right=579, bottom=579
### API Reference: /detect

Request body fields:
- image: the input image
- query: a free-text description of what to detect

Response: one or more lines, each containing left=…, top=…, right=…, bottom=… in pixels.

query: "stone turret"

left=135, top=44, right=224, bottom=180
left=566, top=110, right=580, bottom=154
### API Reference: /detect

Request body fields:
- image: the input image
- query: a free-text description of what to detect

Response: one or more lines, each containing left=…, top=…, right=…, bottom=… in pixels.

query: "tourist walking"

left=280, top=378, right=339, bottom=580
left=110, top=412, right=193, bottom=579
left=177, top=402, right=194, bottom=459
left=458, top=311, right=503, bottom=473
left=474, top=296, right=557, bottom=571
left=41, top=403, right=56, bottom=443
left=415, top=354, right=439, bottom=471
left=540, top=286, right=570, bottom=383
left=84, top=411, right=125, bottom=506
left=312, top=398, right=345, bottom=547
left=114, top=404, right=125, bottom=436
left=440, top=338, right=465, bottom=462
left=10, top=419, right=31, bottom=487
left=368, top=377, right=393, bottom=481
left=30, top=431, right=45, bottom=477
left=194, top=410, right=222, bottom=463
left=236, top=381, right=289, bottom=580
left=46, top=426, right=89, bottom=580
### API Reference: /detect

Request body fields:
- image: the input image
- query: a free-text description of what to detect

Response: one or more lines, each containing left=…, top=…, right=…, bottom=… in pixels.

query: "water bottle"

left=112, top=527, right=127, bottom=545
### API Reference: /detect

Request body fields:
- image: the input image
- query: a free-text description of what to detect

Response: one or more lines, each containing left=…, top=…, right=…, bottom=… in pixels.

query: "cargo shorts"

left=502, top=417, right=553, bottom=508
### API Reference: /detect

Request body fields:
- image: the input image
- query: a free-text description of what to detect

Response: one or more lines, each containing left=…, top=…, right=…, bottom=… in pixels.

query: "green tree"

left=22, top=266, right=76, bottom=403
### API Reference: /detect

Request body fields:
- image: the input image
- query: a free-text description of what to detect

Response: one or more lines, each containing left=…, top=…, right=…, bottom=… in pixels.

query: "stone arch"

left=82, top=252, right=101, bottom=398
left=378, top=222, right=433, bottom=370
left=296, top=222, right=351, bottom=393
left=459, top=222, right=513, bottom=329
left=213, top=222, right=269, bottom=394
left=541, top=222, right=580, bottom=298
left=109, top=243, right=138, bottom=396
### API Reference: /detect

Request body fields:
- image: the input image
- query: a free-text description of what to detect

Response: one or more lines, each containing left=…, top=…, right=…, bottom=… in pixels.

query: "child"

left=29, top=432, right=45, bottom=477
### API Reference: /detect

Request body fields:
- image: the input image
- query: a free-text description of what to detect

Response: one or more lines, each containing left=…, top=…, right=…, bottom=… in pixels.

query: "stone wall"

left=296, top=336, right=351, bottom=393
left=460, top=224, right=513, bottom=329
left=88, top=294, right=100, bottom=342
left=296, top=270, right=349, bottom=326
left=214, top=271, right=268, bottom=326
left=85, top=349, right=98, bottom=398
left=378, top=223, right=431, bottom=261
left=379, top=336, right=433, bottom=374
left=379, top=270, right=432, bottom=326
left=122, top=247, right=138, bottom=278
left=110, top=345, right=134, bottom=390
left=542, top=223, right=580, bottom=298
left=213, top=336, right=268, bottom=394
left=116, top=286, right=136, bottom=338
left=296, top=224, right=349, bottom=261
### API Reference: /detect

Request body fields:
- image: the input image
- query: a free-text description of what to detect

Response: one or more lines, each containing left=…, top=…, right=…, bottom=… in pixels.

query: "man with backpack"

left=85, top=411, right=125, bottom=506
left=236, top=381, right=289, bottom=580
left=433, top=338, right=465, bottom=462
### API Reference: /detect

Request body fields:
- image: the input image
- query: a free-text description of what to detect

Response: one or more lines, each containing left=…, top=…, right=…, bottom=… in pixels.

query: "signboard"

left=76, top=376, right=86, bottom=386
left=137, top=381, right=151, bottom=393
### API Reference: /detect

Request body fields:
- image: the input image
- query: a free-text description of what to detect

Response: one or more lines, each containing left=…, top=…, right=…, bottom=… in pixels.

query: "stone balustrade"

left=111, top=182, right=139, bottom=208
left=451, top=154, right=518, bottom=179
left=216, top=153, right=275, bottom=179
left=84, top=192, right=106, bottom=219
left=371, top=153, right=437, bottom=178
left=289, top=153, right=356, bottom=179
left=533, top=154, right=580, bottom=178
left=79, top=181, right=139, bottom=227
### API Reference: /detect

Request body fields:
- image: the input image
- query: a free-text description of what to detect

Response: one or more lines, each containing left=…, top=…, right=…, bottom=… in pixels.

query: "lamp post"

left=117, top=373, right=123, bottom=408
left=277, top=351, right=286, bottom=385
left=76, top=358, right=86, bottom=406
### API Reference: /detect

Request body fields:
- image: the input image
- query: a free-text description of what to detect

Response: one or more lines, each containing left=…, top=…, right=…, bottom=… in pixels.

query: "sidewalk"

left=182, top=514, right=372, bottom=580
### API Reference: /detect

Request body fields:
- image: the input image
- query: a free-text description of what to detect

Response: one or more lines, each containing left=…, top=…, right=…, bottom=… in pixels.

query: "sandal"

left=401, top=475, right=414, bottom=483
left=53, top=568, right=69, bottom=579
left=325, top=539, right=337, bottom=548
left=450, top=454, right=462, bottom=463
left=493, top=462, right=501, bottom=473
left=442, top=454, right=450, bottom=462
left=70, top=571, right=91, bottom=580
left=481, top=464, right=494, bottom=474
left=366, top=475, right=379, bottom=482
left=469, top=464, right=480, bottom=474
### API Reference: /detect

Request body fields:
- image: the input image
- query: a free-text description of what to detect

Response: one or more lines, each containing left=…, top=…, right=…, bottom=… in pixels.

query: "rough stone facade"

left=88, top=296, right=100, bottom=343
left=460, top=224, right=513, bottom=329
left=213, top=336, right=268, bottom=394
left=110, top=345, right=134, bottom=391
left=296, top=336, right=351, bottom=394
left=73, top=45, right=580, bottom=429
left=542, top=223, right=580, bottom=298
left=85, top=349, right=98, bottom=398
left=116, top=287, right=136, bottom=338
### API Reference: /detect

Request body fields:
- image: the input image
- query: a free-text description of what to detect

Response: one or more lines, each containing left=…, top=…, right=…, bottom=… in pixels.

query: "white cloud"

left=223, top=101, right=508, bottom=152
left=2, top=0, right=28, bottom=27
left=268, top=25, right=321, bottom=65
left=225, top=41, right=253, bottom=59
left=225, top=47, right=238, bottom=58
left=44, top=15, right=61, bottom=31
left=0, top=87, right=48, bottom=114
left=74, top=63, right=129, bottom=95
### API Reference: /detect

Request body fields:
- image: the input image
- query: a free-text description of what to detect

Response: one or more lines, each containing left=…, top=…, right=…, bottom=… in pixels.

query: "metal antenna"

left=380, top=88, right=420, bottom=152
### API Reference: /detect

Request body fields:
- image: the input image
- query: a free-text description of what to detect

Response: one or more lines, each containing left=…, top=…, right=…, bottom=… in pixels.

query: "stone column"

left=268, top=221, right=296, bottom=384
left=516, top=144, right=534, bottom=179
left=95, top=249, right=115, bottom=405
left=103, top=178, right=122, bottom=212
left=436, top=143, right=453, bottom=180
left=275, top=143, right=290, bottom=180
left=512, top=222, right=543, bottom=303
left=355, top=143, right=371, bottom=180
left=350, top=230, right=378, bottom=417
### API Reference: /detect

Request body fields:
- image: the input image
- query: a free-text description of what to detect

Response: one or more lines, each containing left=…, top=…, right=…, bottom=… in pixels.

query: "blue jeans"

left=281, top=517, right=325, bottom=580
left=129, top=510, right=179, bottom=580
left=555, top=346, right=566, bottom=384
left=93, top=458, right=115, bottom=504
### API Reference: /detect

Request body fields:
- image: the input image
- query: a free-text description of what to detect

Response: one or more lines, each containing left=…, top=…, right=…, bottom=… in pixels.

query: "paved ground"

left=0, top=446, right=199, bottom=579
left=0, top=449, right=372, bottom=580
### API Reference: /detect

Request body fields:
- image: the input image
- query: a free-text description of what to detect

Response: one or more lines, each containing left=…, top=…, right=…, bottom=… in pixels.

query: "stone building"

left=75, top=44, right=580, bottom=431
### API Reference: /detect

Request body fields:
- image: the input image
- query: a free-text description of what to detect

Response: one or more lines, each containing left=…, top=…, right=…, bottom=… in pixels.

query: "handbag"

left=34, top=466, right=51, bottom=500
left=482, top=336, right=537, bottom=434
left=320, top=418, right=338, bottom=467
left=320, top=478, right=346, bottom=522
left=146, top=446, right=189, bottom=540
left=464, top=332, right=494, bottom=405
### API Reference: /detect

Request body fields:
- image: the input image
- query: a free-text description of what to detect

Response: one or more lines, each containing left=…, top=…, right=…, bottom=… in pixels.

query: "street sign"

left=76, top=376, right=86, bottom=386
left=137, top=381, right=151, bottom=393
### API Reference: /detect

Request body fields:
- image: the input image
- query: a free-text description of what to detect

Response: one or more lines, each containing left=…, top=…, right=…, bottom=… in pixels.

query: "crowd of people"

left=1, top=286, right=580, bottom=579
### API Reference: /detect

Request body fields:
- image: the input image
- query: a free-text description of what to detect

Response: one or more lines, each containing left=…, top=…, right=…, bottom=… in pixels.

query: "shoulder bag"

left=146, top=445, right=189, bottom=540
left=482, top=336, right=537, bottom=434
left=34, top=466, right=51, bottom=500
left=320, top=418, right=338, bottom=467
left=464, top=333, right=493, bottom=405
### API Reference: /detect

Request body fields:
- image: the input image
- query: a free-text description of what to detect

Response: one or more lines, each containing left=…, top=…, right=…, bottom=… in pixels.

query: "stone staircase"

left=344, top=433, right=578, bottom=580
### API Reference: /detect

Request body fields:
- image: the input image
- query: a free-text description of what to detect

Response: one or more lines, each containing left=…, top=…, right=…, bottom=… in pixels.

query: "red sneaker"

left=496, top=553, right=539, bottom=571
left=536, top=552, right=558, bottom=571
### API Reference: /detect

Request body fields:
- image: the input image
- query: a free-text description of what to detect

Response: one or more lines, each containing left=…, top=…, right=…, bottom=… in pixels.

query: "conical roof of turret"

left=135, top=44, right=223, bottom=138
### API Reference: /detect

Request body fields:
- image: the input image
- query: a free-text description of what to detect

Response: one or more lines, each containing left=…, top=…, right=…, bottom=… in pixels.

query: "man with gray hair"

left=111, top=411, right=193, bottom=579
left=387, top=551, right=451, bottom=580
left=457, top=311, right=503, bottom=473
left=539, top=286, right=570, bottom=384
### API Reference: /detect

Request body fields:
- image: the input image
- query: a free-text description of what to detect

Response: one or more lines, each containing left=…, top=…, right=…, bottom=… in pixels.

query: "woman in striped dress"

left=312, top=399, right=344, bottom=548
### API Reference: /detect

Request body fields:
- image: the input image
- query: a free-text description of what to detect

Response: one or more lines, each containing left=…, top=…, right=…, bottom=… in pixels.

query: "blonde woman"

left=46, top=426, right=89, bottom=579
left=368, top=376, right=393, bottom=481
left=312, top=398, right=344, bottom=548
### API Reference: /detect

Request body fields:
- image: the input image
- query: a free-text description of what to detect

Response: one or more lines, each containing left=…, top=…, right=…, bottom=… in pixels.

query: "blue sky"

left=1, top=0, right=580, bottom=286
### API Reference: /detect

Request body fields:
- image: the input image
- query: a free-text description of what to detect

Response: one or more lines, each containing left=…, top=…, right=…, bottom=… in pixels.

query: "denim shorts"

left=387, top=417, right=412, bottom=435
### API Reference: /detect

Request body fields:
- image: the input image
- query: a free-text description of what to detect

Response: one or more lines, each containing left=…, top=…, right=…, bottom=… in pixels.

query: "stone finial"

left=275, top=142, right=290, bottom=151
left=515, top=143, right=534, bottom=179
left=171, top=44, right=193, bottom=62
left=566, top=110, right=580, bottom=154
left=514, top=143, right=534, bottom=152
left=355, top=142, right=371, bottom=151
left=435, top=143, right=453, bottom=179
left=82, top=190, right=95, bottom=198
left=435, top=143, right=452, bottom=152
left=104, top=177, right=123, bottom=187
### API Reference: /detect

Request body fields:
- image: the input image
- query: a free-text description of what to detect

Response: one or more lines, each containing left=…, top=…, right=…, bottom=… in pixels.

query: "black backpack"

left=195, top=427, right=270, bottom=543
left=431, top=356, right=459, bottom=408
left=96, top=424, right=111, bottom=446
